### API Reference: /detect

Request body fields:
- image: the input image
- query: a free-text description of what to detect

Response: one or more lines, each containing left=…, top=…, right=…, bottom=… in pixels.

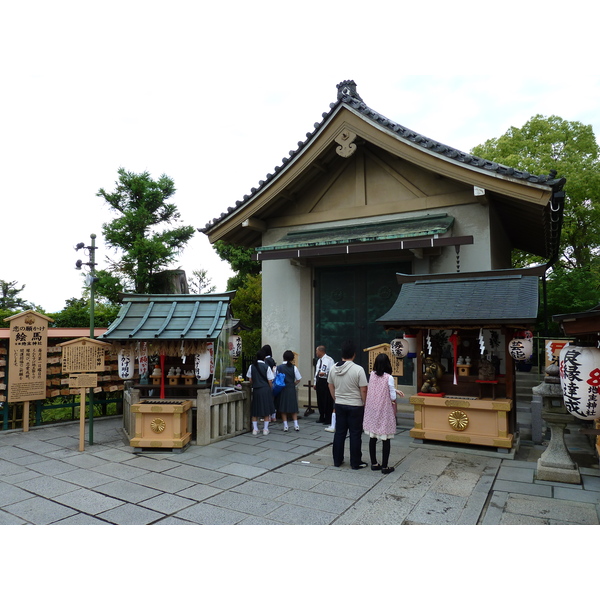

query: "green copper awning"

left=253, top=215, right=471, bottom=260
left=257, top=214, right=454, bottom=252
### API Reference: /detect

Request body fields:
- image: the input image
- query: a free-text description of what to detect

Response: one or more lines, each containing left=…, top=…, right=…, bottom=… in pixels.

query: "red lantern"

left=559, top=345, right=600, bottom=420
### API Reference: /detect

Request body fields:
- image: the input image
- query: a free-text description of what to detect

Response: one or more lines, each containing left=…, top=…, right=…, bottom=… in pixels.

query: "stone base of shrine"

left=409, top=395, right=513, bottom=450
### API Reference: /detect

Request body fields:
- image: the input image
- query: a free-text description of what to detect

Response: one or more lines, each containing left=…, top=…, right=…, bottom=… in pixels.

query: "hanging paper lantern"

left=508, top=336, right=533, bottom=362
left=118, top=348, right=134, bottom=380
left=559, top=345, right=600, bottom=420
left=195, top=350, right=212, bottom=380
left=229, top=335, right=242, bottom=358
left=404, top=334, right=417, bottom=358
left=390, top=338, right=409, bottom=358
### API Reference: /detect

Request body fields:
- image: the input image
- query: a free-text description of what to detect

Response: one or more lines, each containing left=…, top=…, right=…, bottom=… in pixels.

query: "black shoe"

left=352, top=462, right=368, bottom=470
left=371, top=464, right=382, bottom=471
left=334, top=461, right=344, bottom=468
left=382, top=467, right=395, bottom=475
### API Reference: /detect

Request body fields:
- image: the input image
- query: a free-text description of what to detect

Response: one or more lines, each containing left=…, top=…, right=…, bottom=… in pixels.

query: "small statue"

left=478, top=357, right=496, bottom=381
left=168, top=367, right=176, bottom=377
left=151, top=366, right=161, bottom=377
left=421, top=356, right=444, bottom=394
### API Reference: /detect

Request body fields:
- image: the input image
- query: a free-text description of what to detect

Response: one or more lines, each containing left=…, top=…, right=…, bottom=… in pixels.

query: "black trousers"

left=315, top=378, right=334, bottom=424
left=332, top=403, right=364, bottom=468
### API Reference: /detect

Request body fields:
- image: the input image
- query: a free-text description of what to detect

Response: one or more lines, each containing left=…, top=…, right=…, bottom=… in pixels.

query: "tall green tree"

left=98, top=168, right=195, bottom=294
left=213, top=241, right=261, bottom=291
left=48, top=297, right=120, bottom=328
left=188, top=268, right=216, bottom=294
left=230, top=273, right=262, bottom=359
left=472, top=115, right=600, bottom=270
left=472, top=115, right=600, bottom=330
left=213, top=241, right=262, bottom=357
left=0, top=279, right=33, bottom=311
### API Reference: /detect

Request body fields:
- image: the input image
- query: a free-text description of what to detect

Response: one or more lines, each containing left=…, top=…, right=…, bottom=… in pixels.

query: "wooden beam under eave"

left=242, top=218, right=267, bottom=233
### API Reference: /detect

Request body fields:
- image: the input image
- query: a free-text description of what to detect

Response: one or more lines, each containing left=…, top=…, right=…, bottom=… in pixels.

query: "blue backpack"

left=272, top=370, right=286, bottom=396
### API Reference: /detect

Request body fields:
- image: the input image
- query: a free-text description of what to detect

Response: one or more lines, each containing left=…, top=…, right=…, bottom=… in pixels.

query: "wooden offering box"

left=410, top=394, right=513, bottom=449
left=130, top=399, right=192, bottom=450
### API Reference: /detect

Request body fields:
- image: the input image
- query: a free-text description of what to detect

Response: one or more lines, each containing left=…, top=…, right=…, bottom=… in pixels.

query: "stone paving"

left=0, top=414, right=598, bottom=525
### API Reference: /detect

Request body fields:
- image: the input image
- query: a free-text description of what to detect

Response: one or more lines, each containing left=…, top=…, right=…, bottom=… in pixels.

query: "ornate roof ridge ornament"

left=336, top=80, right=363, bottom=102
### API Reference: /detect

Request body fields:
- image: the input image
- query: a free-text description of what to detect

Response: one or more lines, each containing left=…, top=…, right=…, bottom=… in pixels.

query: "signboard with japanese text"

left=68, top=373, right=98, bottom=388
left=58, top=338, right=111, bottom=373
left=4, top=310, right=54, bottom=403
left=545, top=339, right=571, bottom=368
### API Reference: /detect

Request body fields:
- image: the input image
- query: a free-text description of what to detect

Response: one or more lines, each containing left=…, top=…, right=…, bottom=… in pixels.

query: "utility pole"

left=75, top=234, right=98, bottom=444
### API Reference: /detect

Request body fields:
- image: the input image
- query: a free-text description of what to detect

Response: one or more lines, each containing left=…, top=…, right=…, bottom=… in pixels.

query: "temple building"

left=201, top=80, right=566, bottom=389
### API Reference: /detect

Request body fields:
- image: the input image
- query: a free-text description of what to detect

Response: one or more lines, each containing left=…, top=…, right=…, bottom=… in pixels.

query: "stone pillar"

left=533, top=364, right=581, bottom=484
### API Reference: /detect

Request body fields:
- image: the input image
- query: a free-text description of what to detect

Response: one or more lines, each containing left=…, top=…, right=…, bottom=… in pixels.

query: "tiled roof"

left=98, top=293, right=233, bottom=341
left=377, top=270, right=540, bottom=328
left=201, top=80, right=565, bottom=234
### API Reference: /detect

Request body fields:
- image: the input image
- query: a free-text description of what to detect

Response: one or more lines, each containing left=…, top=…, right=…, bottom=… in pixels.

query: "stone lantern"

left=533, top=364, right=581, bottom=484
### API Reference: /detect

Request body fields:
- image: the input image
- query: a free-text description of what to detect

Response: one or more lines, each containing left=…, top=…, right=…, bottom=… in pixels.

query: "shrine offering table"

left=130, top=399, right=193, bottom=451
left=409, top=394, right=513, bottom=449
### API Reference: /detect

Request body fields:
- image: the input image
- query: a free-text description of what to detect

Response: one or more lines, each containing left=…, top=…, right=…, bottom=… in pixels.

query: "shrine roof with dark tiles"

left=201, top=80, right=563, bottom=234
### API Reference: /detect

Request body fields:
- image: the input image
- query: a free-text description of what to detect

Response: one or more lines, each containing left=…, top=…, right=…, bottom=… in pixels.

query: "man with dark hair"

left=313, top=345, right=335, bottom=426
left=327, top=340, right=368, bottom=469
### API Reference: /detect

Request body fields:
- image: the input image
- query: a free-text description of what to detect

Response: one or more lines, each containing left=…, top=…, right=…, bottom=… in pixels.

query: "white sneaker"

left=263, top=429, right=269, bottom=435
left=252, top=429, right=259, bottom=435
left=283, top=425, right=289, bottom=432
left=324, top=426, right=335, bottom=432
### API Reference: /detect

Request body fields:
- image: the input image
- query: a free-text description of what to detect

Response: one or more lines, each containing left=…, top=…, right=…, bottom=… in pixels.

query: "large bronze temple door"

left=314, top=262, right=411, bottom=377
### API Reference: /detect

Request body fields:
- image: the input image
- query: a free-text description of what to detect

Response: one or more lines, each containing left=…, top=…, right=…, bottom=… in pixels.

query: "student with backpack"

left=274, top=350, right=302, bottom=432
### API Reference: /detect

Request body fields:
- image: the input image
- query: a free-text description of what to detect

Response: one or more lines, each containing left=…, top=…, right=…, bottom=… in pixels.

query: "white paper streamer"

left=426, top=330, right=432, bottom=354
left=479, top=328, right=486, bottom=355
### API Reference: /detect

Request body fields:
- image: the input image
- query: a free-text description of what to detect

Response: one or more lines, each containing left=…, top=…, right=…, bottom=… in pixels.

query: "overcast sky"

left=2, top=1, right=599, bottom=313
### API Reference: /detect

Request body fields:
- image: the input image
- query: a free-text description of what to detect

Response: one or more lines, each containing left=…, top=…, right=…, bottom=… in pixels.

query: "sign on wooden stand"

left=4, top=310, right=54, bottom=432
left=59, top=338, right=110, bottom=451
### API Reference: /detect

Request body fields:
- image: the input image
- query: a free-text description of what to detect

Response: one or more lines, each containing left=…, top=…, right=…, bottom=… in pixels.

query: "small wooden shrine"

left=99, top=292, right=249, bottom=449
left=378, top=266, right=545, bottom=451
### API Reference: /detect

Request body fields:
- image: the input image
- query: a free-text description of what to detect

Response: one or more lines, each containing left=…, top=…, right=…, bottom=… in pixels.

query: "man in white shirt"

left=313, top=345, right=335, bottom=426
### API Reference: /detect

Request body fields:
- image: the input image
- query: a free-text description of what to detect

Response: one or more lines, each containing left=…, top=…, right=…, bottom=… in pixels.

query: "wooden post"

left=79, top=388, right=86, bottom=452
left=23, top=401, right=30, bottom=432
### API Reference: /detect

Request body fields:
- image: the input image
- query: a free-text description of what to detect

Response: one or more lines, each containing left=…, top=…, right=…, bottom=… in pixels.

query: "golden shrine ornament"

left=448, top=410, right=469, bottom=431
left=150, top=418, right=166, bottom=434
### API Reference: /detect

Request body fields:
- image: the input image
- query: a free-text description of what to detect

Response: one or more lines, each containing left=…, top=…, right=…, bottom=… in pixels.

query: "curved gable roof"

left=201, top=81, right=566, bottom=257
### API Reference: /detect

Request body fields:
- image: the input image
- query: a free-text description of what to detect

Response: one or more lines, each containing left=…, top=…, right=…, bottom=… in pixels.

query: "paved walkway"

left=0, top=414, right=598, bottom=525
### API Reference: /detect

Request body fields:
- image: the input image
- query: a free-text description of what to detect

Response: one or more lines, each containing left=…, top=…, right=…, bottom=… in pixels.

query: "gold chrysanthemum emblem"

left=150, top=418, right=166, bottom=434
left=448, top=410, right=469, bottom=431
